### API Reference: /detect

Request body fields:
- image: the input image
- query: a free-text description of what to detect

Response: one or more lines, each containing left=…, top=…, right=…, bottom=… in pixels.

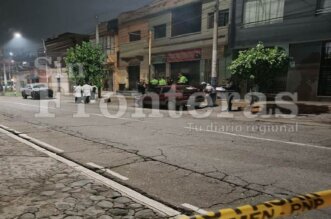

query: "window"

left=318, top=42, right=331, bottom=96
left=317, top=0, right=331, bottom=13
left=172, top=2, right=202, bottom=37
left=208, top=10, right=230, bottom=29
left=99, top=36, right=109, bottom=54
left=129, top=31, right=141, bottom=42
left=325, top=42, right=331, bottom=60
left=243, top=0, right=285, bottom=27
left=154, top=63, right=166, bottom=78
left=154, top=24, right=166, bottom=39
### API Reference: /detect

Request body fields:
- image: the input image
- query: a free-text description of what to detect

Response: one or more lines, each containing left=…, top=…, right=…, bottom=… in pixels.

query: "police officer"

left=150, top=78, right=159, bottom=86
left=177, top=73, right=188, bottom=85
left=158, top=76, right=167, bottom=86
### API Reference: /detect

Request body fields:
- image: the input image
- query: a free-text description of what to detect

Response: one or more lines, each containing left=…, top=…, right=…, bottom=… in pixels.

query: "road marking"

left=184, top=127, right=331, bottom=150
left=86, top=162, right=129, bottom=181
left=18, top=134, right=64, bottom=154
left=182, top=203, right=208, bottom=215
left=0, top=126, right=181, bottom=217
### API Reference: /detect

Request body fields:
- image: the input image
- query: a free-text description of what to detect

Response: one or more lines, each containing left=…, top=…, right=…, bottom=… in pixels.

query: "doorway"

left=170, top=61, right=200, bottom=86
left=318, top=41, right=331, bottom=96
left=128, top=66, right=140, bottom=90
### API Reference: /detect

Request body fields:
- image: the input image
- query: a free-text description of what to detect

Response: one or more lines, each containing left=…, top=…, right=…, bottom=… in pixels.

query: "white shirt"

left=205, top=84, right=216, bottom=94
left=82, top=84, right=92, bottom=97
left=74, top=85, right=82, bottom=97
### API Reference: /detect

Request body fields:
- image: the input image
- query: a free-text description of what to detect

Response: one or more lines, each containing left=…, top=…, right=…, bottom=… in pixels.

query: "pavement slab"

left=0, top=131, right=167, bottom=219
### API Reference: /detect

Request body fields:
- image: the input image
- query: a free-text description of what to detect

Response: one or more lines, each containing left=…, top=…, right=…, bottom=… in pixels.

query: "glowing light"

left=14, top=32, right=22, bottom=38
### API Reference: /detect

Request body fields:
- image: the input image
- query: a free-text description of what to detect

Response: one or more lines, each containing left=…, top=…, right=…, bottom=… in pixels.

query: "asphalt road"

left=0, top=95, right=331, bottom=218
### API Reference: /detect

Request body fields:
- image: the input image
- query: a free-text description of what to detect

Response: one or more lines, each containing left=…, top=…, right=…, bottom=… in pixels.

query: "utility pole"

left=42, top=39, right=49, bottom=85
left=211, top=0, right=220, bottom=87
left=148, top=30, right=152, bottom=83
left=3, top=62, right=7, bottom=93
left=0, top=49, right=5, bottom=95
left=96, top=16, right=100, bottom=45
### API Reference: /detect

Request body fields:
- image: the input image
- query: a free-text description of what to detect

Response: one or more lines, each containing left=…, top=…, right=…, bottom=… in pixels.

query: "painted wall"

left=233, top=0, right=331, bottom=101
left=118, top=0, right=231, bottom=88
left=234, top=0, right=331, bottom=48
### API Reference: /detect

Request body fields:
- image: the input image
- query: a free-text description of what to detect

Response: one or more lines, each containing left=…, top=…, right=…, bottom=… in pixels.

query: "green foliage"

left=65, top=41, right=106, bottom=88
left=229, top=43, right=289, bottom=92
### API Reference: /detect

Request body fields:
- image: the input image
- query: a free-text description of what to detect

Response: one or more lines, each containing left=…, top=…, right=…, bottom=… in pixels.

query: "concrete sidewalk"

left=0, top=131, right=167, bottom=219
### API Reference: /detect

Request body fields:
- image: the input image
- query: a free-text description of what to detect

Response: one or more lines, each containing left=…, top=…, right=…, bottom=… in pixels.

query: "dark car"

left=138, top=85, right=205, bottom=110
left=21, top=83, right=54, bottom=100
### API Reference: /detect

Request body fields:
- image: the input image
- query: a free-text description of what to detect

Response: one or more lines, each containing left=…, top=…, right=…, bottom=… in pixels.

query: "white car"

left=21, top=83, right=54, bottom=99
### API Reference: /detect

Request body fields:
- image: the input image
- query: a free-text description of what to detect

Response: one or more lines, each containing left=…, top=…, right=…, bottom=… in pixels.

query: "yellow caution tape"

left=179, top=189, right=331, bottom=219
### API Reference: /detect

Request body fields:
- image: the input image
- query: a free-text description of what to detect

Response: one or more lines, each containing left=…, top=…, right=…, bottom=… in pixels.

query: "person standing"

left=74, top=84, right=82, bottom=103
left=137, top=80, right=146, bottom=94
left=158, top=76, right=167, bottom=86
left=225, top=77, right=238, bottom=111
left=82, top=82, right=92, bottom=104
left=150, top=78, right=159, bottom=86
left=166, top=77, right=174, bottom=85
left=204, top=83, right=216, bottom=107
left=90, top=85, right=97, bottom=103
left=149, top=78, right=159, bottom=91
left=177, top=73, right=188, bottom=85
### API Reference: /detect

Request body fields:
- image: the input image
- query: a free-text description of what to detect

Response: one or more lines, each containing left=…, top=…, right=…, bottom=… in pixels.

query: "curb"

left=0, top=124, right=181, bottom=218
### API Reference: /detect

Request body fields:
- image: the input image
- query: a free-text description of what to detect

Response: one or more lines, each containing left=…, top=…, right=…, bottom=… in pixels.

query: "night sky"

left=0, top=0, right=153, bottom=52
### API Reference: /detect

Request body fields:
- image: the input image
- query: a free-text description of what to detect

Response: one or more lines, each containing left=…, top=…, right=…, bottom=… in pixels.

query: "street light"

left=14, top=32, right=22, bottom=39
left=1, top=32, right=23, bottom=95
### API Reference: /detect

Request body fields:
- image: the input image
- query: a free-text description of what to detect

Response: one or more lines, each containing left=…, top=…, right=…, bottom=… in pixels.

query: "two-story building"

left=118, top=0, right=231, bottom=90
left=90, top=19, right=120, bottom=92
left=45, top=32, right=90, bottom=93
left=232, top=0, right=331, bottom=101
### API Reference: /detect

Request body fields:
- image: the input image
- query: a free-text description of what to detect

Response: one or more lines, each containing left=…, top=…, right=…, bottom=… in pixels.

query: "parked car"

left=1, top=82, right=14, bottom=91
left=138, top=85, right=205, bottom=110
left=21, top=83, right=53, bottom=99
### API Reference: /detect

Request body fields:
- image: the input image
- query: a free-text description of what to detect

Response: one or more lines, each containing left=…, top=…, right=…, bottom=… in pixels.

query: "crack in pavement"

left=0, top=112, right=302, bottom=206
left=202, top=191, right=264, bottom=209
left=106, top=159, right=147, bottom=170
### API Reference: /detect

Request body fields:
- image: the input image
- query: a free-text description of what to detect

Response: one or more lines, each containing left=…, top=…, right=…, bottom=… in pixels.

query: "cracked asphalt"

left=0, top=95, right=331, bottom=218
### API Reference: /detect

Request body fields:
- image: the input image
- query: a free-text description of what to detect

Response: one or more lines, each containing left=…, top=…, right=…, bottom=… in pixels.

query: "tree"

left=229, top=43, right=289, bottom=92
left=65, top=41, right=106, bottom=97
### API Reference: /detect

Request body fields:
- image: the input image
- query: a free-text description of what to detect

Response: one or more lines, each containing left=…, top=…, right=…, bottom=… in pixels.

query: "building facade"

left=233, top=0, right=331, bottom=101
left=45, top=33, right=90, bottom=94
left=118, top=0, right=231, bottom=90
left=90, top=19, right=120, bottom=92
